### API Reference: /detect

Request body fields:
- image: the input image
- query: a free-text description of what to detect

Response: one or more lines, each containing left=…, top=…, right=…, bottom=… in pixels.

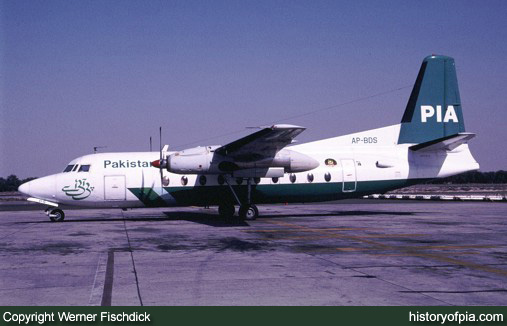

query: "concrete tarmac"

left=0, top=201, right=506, bottom=306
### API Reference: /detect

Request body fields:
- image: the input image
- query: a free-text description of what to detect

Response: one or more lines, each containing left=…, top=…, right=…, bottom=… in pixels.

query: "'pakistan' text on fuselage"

left=104, top=160, right=151, bottom=169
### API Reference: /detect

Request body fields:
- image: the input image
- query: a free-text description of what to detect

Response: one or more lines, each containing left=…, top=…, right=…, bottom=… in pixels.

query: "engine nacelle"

left=166, top=147, right=319, bottom=175
left=167, top=146, right=217, bottom=174
left=232, top=149, right=319, bottom=173
left=272, top=149, right=320, bottom=173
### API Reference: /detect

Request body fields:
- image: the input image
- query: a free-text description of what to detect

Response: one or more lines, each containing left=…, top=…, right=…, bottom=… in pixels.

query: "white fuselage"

left=20, top=124, right=479, bottom=209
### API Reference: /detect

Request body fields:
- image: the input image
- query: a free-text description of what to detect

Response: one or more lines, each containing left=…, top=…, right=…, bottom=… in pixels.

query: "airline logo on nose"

left=62, top=178, right=94, bottom=200
left=421, top=105, right=458, bottom=123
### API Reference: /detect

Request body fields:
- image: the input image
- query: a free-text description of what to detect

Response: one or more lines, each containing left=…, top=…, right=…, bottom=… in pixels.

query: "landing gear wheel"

left=239, top=204, right=258, bottom=221
left=218, top=203, right=235, bottom=219
left=49, top=209, right=65, bottom=222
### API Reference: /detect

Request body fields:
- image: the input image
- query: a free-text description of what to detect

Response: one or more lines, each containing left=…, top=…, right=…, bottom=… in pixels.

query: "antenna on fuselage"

left=150, top=136, right=152, bottom=152
left=158, top=127, right=165, bottom=190
left=93, top=146, right=107, bottom=154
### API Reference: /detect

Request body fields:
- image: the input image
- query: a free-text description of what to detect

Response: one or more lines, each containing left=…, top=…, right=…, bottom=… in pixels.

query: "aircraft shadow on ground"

left=15, top=211, right=249, bottom=227
left=15, top=209, right=414, bottom=226
left=161, top=211, right=249, bottom=227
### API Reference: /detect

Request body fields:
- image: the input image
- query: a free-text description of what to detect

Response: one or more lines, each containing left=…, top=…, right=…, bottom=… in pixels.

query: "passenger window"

left=78, top=165, right=91, bottom=172
left=63, top=165, right=74, bottom=172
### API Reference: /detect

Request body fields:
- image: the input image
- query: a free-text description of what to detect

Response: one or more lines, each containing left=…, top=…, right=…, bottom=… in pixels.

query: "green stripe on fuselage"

left=129, top=178, right=428, bottom=207
left=128, top=187, right=167, bottom=207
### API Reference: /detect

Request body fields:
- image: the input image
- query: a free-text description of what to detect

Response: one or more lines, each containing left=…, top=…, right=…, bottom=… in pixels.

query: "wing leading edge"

left=215, top=124, right=306, bottom=162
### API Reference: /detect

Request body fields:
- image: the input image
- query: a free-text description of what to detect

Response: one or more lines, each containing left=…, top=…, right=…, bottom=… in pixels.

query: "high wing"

left=215, top=124, right=306, bottom=162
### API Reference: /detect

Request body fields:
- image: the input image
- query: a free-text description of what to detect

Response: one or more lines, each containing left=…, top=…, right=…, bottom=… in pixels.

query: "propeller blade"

left=159, top=127, right=162, bottom=161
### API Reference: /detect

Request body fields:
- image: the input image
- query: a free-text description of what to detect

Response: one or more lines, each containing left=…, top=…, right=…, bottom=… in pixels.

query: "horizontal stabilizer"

left=409, top=132, right=475, bottom=152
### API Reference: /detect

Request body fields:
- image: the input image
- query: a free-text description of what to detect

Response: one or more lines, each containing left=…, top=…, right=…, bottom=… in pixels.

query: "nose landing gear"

left=45, top=208, right=65, bottom=222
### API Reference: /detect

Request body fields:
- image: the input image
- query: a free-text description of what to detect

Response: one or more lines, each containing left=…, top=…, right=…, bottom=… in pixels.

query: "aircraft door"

left=104, top=175, right=126, bottom=200
left=341, top=159, right=357, bottom=192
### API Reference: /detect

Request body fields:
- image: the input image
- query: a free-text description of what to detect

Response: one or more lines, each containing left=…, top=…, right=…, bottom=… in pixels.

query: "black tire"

left=218, top=203, right=235, bottom=219
left=239, top=204, right=258, bottom=220
left=49, top=209, right=65, bottom=222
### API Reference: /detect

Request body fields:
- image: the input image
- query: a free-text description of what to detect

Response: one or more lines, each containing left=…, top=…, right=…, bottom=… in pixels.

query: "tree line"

left=1, top=171, right=506, bottom=192
left=0, top=175, right=37, bottom=192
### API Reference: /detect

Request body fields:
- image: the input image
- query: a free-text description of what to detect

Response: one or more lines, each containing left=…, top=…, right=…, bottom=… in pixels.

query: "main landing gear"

left=218, top=202, right=235, bottom=219
left=218, top=177, right=259, bottom=221
left=218, top=202, right=259, bottom=221
left=238, top=204, right=259, bottom=220
left=45, top=207, right=65, bottom=222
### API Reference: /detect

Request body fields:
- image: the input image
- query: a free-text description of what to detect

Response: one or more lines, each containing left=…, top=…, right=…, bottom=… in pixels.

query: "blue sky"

left=1, top=0, right=507, bottom=178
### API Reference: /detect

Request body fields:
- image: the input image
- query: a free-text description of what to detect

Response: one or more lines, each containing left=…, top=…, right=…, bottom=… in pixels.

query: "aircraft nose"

left=18, top=175, right=57, bottom=200
left=18, top=181, right=30, bottom=195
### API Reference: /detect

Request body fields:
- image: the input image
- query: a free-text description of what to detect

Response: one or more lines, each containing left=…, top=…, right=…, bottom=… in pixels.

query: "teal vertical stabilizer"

left=398, top=55, right=465, bottom=144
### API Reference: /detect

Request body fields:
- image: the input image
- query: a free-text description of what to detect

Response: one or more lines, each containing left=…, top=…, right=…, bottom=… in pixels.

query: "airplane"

left=18, top=55, right=479, bottom=222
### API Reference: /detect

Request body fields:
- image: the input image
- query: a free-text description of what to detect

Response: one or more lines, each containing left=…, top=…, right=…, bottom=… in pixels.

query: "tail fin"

left=398, top=55, right=466, bottom=144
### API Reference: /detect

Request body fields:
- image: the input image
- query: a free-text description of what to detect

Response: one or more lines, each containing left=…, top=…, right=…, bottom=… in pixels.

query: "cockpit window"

left=63, top=165, right=75, bottom=172
left=72, top=165, right=79, bottom=172
left=78, top=165, right=91, bottom=172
